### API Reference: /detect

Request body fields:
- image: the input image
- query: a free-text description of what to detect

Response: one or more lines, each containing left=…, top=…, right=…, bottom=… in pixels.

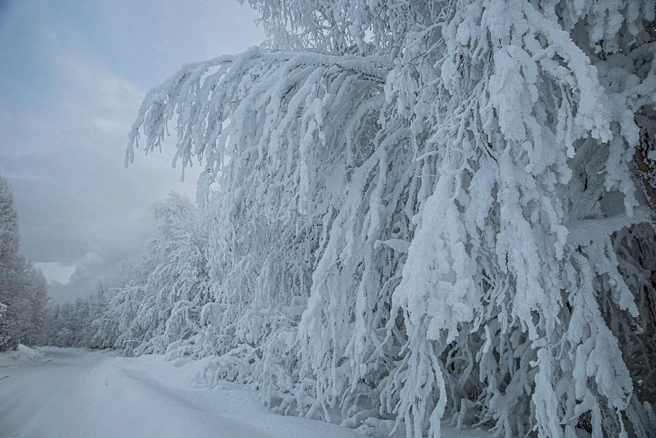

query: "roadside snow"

left=88, top=353, right=365, bottom=438
left=0, top=344, right=46, bottom=368
left=0, top=348, right=493, bottom=438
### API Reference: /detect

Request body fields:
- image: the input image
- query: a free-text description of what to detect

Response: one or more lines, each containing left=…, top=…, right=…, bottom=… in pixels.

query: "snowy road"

left=0, top=348, right=100, bottom=437
left=0, top=347, right=364, bottom=438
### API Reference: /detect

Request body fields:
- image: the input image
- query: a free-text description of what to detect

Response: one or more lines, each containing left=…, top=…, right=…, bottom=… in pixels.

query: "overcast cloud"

left=0, top=0, right=265, bottom=301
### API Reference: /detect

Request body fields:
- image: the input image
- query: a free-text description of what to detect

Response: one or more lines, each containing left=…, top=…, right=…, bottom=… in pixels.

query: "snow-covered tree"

left=19, top=263, right=49, bottom=346
left=48, top=194, right=211, bottom=356
left=118, top=0, right=656, bottom=436
left=116, top=193, right=210, bottom=357
left=0, top=171, right=19, bottom=255
left=0, top=172, right=49, bottom=350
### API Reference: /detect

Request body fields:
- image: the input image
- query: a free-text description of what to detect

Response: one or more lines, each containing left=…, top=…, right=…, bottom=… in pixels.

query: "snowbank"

left=88, top=353, right=493, bottom=438
left=0, top=344, right=45, bottom=367
left=85, top=353, right=364, bottom=438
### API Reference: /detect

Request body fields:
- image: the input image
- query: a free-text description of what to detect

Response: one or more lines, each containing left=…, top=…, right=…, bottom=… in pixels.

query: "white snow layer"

left=0, top=344, right=45, bottom=367
left=0, top=347, right=492, bottom=438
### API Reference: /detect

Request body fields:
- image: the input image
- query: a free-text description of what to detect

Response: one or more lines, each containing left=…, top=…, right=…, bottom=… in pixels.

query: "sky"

left=0, top=0, right=265, bottom=302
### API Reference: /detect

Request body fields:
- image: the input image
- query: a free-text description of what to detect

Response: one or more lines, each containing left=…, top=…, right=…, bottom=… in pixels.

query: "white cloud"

left=35, top=262, right=76, bottom=285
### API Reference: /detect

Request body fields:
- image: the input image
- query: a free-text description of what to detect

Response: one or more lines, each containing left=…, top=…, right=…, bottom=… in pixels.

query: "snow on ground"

left=0, top=348, right=492, bottom=438
left=0, top=344, right=46, bottom=368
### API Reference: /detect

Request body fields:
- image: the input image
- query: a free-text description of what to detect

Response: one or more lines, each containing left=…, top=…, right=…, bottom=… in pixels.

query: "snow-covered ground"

left=0, top=344, right=46, bottom=368
left=0, top=347, right=492, bottom=438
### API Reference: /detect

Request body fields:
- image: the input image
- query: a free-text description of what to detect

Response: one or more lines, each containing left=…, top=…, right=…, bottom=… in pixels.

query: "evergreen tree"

left=0, top=172, right=49, bottom=350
